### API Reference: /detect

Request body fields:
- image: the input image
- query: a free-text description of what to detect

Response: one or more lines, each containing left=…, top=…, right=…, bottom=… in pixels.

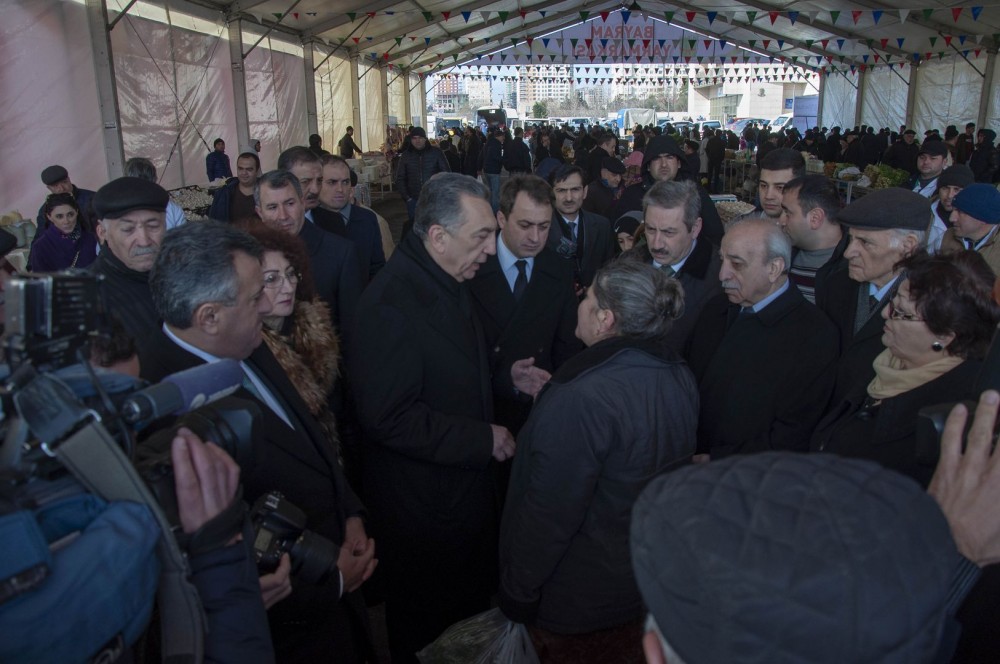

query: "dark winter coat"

left=498, top=336, right=698, bottom=633
left=394, top=145, right=450, bottom=200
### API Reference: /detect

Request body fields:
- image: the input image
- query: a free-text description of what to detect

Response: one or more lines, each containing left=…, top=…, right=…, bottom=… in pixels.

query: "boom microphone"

left=122, top=360, right=243, bottom=424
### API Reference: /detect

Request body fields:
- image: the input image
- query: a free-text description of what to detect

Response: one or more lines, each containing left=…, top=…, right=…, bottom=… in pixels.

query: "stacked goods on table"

left=715, top=200, right=756, bottom=224
left=862, top=164, right=911, bottom=189
left=170, top=186, right=214, bottom=220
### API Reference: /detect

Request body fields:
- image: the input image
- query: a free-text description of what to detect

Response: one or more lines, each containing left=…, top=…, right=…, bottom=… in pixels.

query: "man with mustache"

left=621, top=179, right=722, bottom=353
left=89, top=176, right=170, bottom=357
left=685, top=216, right=838, bottom=459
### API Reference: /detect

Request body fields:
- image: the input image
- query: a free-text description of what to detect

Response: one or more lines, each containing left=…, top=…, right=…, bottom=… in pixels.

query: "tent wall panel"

left=986, top=55, right=1000, bottom=133
left=860, top=66, right=909, bottom=131
left=409, top=75, right=425, bottom=128
left=359, top=62, right=385, bottom=152
left=388, top=74, right=406, bottom=126
left=243, top=30, right=306, bottom=171
left=315, top=50, right=354, bottom=155
left=912, top=57, right=980, bottom=134
left=2, top=0, right=105, bottom=219
left=820, top=71, right=858, bottom=131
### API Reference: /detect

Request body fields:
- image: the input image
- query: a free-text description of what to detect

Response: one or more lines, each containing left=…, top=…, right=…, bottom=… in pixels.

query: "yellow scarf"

left=866, top=349, right=964, bottom=400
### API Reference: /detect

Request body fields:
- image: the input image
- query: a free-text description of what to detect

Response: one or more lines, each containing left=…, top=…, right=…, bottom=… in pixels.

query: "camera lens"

left=291, top=531, right=340, bottom=585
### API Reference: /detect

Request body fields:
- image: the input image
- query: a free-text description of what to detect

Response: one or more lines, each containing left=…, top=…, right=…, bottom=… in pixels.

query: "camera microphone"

left=122, top=360, right=243, bottom=424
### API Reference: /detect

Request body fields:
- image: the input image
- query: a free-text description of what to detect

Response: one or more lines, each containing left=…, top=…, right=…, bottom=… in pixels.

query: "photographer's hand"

left=260, top=554, right=292, bottom=609
left=929, top=390, right=1000, bottom=566
left=171, top=427, right=240, bottom=534
left=338, top=517, right=377, bottom=594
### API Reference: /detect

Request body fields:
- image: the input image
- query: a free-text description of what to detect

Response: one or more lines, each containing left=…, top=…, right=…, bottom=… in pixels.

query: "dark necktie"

left=512, top=259, right=528, bottom=301
left=659, top=264, right=675, bottom=277
left=869, top=294, right=880, bottom=313
left=568, top=221, right=577, bottom=241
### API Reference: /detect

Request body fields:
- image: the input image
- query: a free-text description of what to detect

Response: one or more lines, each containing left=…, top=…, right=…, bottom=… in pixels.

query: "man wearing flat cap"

left=582, top=155, right=626, bottom=219
left=906, top=139, right=949, bottom=198
left=630, top=453, right=966, bottom=664
left=940, top=184, right=1000, bottom=276
left=929, top=164, right=975, bottom=253
left=36, top=165, right=97, bottom=234
left=89, top=177, right=170, bottom=356
left=819, top=188, right=930, bottom=403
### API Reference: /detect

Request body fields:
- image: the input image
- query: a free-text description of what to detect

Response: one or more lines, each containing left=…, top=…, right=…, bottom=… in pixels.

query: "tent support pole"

left=978, top=50, right=998, bottom=129
left=227, top=18, right=251, bottom=155
left=854, top=69, right=866, bottom=127
left=380, top=63, right=391, bottom=130
left=304, top=42, right=319, bottom=136
left=350, top=53, right=363, bottom=150
left=86, top=0, right=125, bottom=180
left=904, top=63, right=920, bottom=130
left=402, top=71, right=412, bottom=128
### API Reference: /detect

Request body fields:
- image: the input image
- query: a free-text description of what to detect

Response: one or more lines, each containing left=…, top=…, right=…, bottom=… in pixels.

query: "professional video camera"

left=0, top=271, right=336, bottom=662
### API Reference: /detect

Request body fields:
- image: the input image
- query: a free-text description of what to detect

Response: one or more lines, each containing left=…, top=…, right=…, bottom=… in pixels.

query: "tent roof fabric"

left=196, top=1, right=1000, bottom=74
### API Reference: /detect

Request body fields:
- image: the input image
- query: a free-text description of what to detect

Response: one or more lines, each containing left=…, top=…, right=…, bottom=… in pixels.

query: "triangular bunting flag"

left=720, top=39, right=727, bottom=48
left=960, top=35, right=967, bottom=44
left=830, top=10, right=840, bottom=23
left=704, top=39, right=712, bottom=49
left=836, top=39, right=845, bottom=50
left=664, top=11, right=675, bottom=21
left=763, top=39, right=771, bottom=49
left=600, top=11, right=610, bottom=21
left=480, top=11, right=490, bottom=21
left=777, top=40, right=784, bottom=48
left=707, top=11, right=717, bottom=24
left=899, top=9, right=909, bottom=22
left=952, top=8, right=962, bottom=21
left=930, top=36, right=938, bottom=46
left=972, top=6, right=983, bottom=20
left=880, top=38, right=888, bottom=48
left=422, top=11, right=432, bottom=22
left=769, top=11, right=779, bottom=24
left=498, top=11, right=509, bottom=23
left=519, top=10, right=527, bottom=19
left=851, top=10, right=862, bottom=23
left=394, top=37, right=402, bottom=45
left=821, top=39, right=829, bottom=48
left=580, top=11, right=589, bottom=21
left=747, top=10, right=757, bottom=22
left=873, top=10, right=883, bottom=24
left=897, top=37, right=905, bottom=47
left=944, top=35, right=952, bottom=46
left=346, top=12, right=356, bottom=21
left=461, top=11, right=471, bottom=22
left=622, top=9, right=631, bottom=23
left=923, top=9, right=934, bottom=20
left=788, top=11, right=798, bottom=24
left=686, top=11, right=696, bottom=22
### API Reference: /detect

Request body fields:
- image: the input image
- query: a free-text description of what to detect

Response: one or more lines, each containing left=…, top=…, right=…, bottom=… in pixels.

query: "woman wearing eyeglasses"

left=240, top=222, right=341, bottom=446
left=812, top=250, right=1000, bottom=488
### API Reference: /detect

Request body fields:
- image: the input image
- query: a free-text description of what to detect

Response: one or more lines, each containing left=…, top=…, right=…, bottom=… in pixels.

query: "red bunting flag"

left=686, top=11, right=696, bottom=22
left=851, top=10, right=862, bottom=23
left=952, top=8, right=963, bottom=21
left=600, top=11, right=610, bottom=21
left=441, top=11, right=450, bottom=20
left=769, top=11, right=779, bottom=24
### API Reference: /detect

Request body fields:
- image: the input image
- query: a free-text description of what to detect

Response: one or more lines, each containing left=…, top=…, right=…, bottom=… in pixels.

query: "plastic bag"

left=417, top=608, right=540, bottom=664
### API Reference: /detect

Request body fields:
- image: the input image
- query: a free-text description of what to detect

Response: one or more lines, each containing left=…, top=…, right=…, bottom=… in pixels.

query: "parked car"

left=727, top=117, right=769, bottom=134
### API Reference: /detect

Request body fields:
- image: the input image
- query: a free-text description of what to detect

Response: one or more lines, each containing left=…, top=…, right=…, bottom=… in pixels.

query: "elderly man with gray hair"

left=684, top=216, right=839, bottom=459
left=350, top=172, right=517, bottom=661
left=818, top=188, right=930, bottom=403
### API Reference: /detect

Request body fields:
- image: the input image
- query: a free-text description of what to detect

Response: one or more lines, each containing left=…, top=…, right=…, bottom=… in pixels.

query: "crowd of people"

left=13, top=110, right=1000, bottom=664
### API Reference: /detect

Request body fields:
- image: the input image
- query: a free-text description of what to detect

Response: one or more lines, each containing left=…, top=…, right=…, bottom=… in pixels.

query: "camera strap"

left=48, top=420, right=206, bottom=664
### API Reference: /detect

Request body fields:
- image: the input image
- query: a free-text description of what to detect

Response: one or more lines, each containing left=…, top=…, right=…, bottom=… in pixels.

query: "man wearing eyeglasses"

left=818, top=188, right=931, bottom=404
left=254, top=169, right=362, bottom=356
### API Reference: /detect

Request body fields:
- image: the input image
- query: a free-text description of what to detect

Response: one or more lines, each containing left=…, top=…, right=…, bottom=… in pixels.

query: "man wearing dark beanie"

left=89, top=177, right=170, bottom=356
left=941, top=183, right=1000, bottom=275
left=929, top=164, right=975, bottom=253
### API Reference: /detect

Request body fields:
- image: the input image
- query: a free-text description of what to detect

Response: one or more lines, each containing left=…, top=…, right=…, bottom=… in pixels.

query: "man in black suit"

left=819, top=188, right=930, bottom=404
left=141, top=221, right=375, bottom=662
left=350, top=173, right=517, bottom=662
left=685, top=216, right=839, bottom=459
left=469, top=174, right=582, bottom=436
left=277, top=146, right=349, bottom=238
left=545, top=164, right=615, bottom=292
left=254, top=170, right=362, bottom=354
left=318, top=155, right=386, bottom=280
left=622, top=179, right=722, bottom=353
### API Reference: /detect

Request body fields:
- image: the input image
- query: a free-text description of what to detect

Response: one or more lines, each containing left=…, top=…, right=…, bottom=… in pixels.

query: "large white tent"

left=3, top=0, right=999, bottom=218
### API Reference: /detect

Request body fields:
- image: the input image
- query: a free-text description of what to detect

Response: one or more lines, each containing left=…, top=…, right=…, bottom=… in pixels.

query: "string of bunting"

left=267, top=6, right=989, bottom=25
